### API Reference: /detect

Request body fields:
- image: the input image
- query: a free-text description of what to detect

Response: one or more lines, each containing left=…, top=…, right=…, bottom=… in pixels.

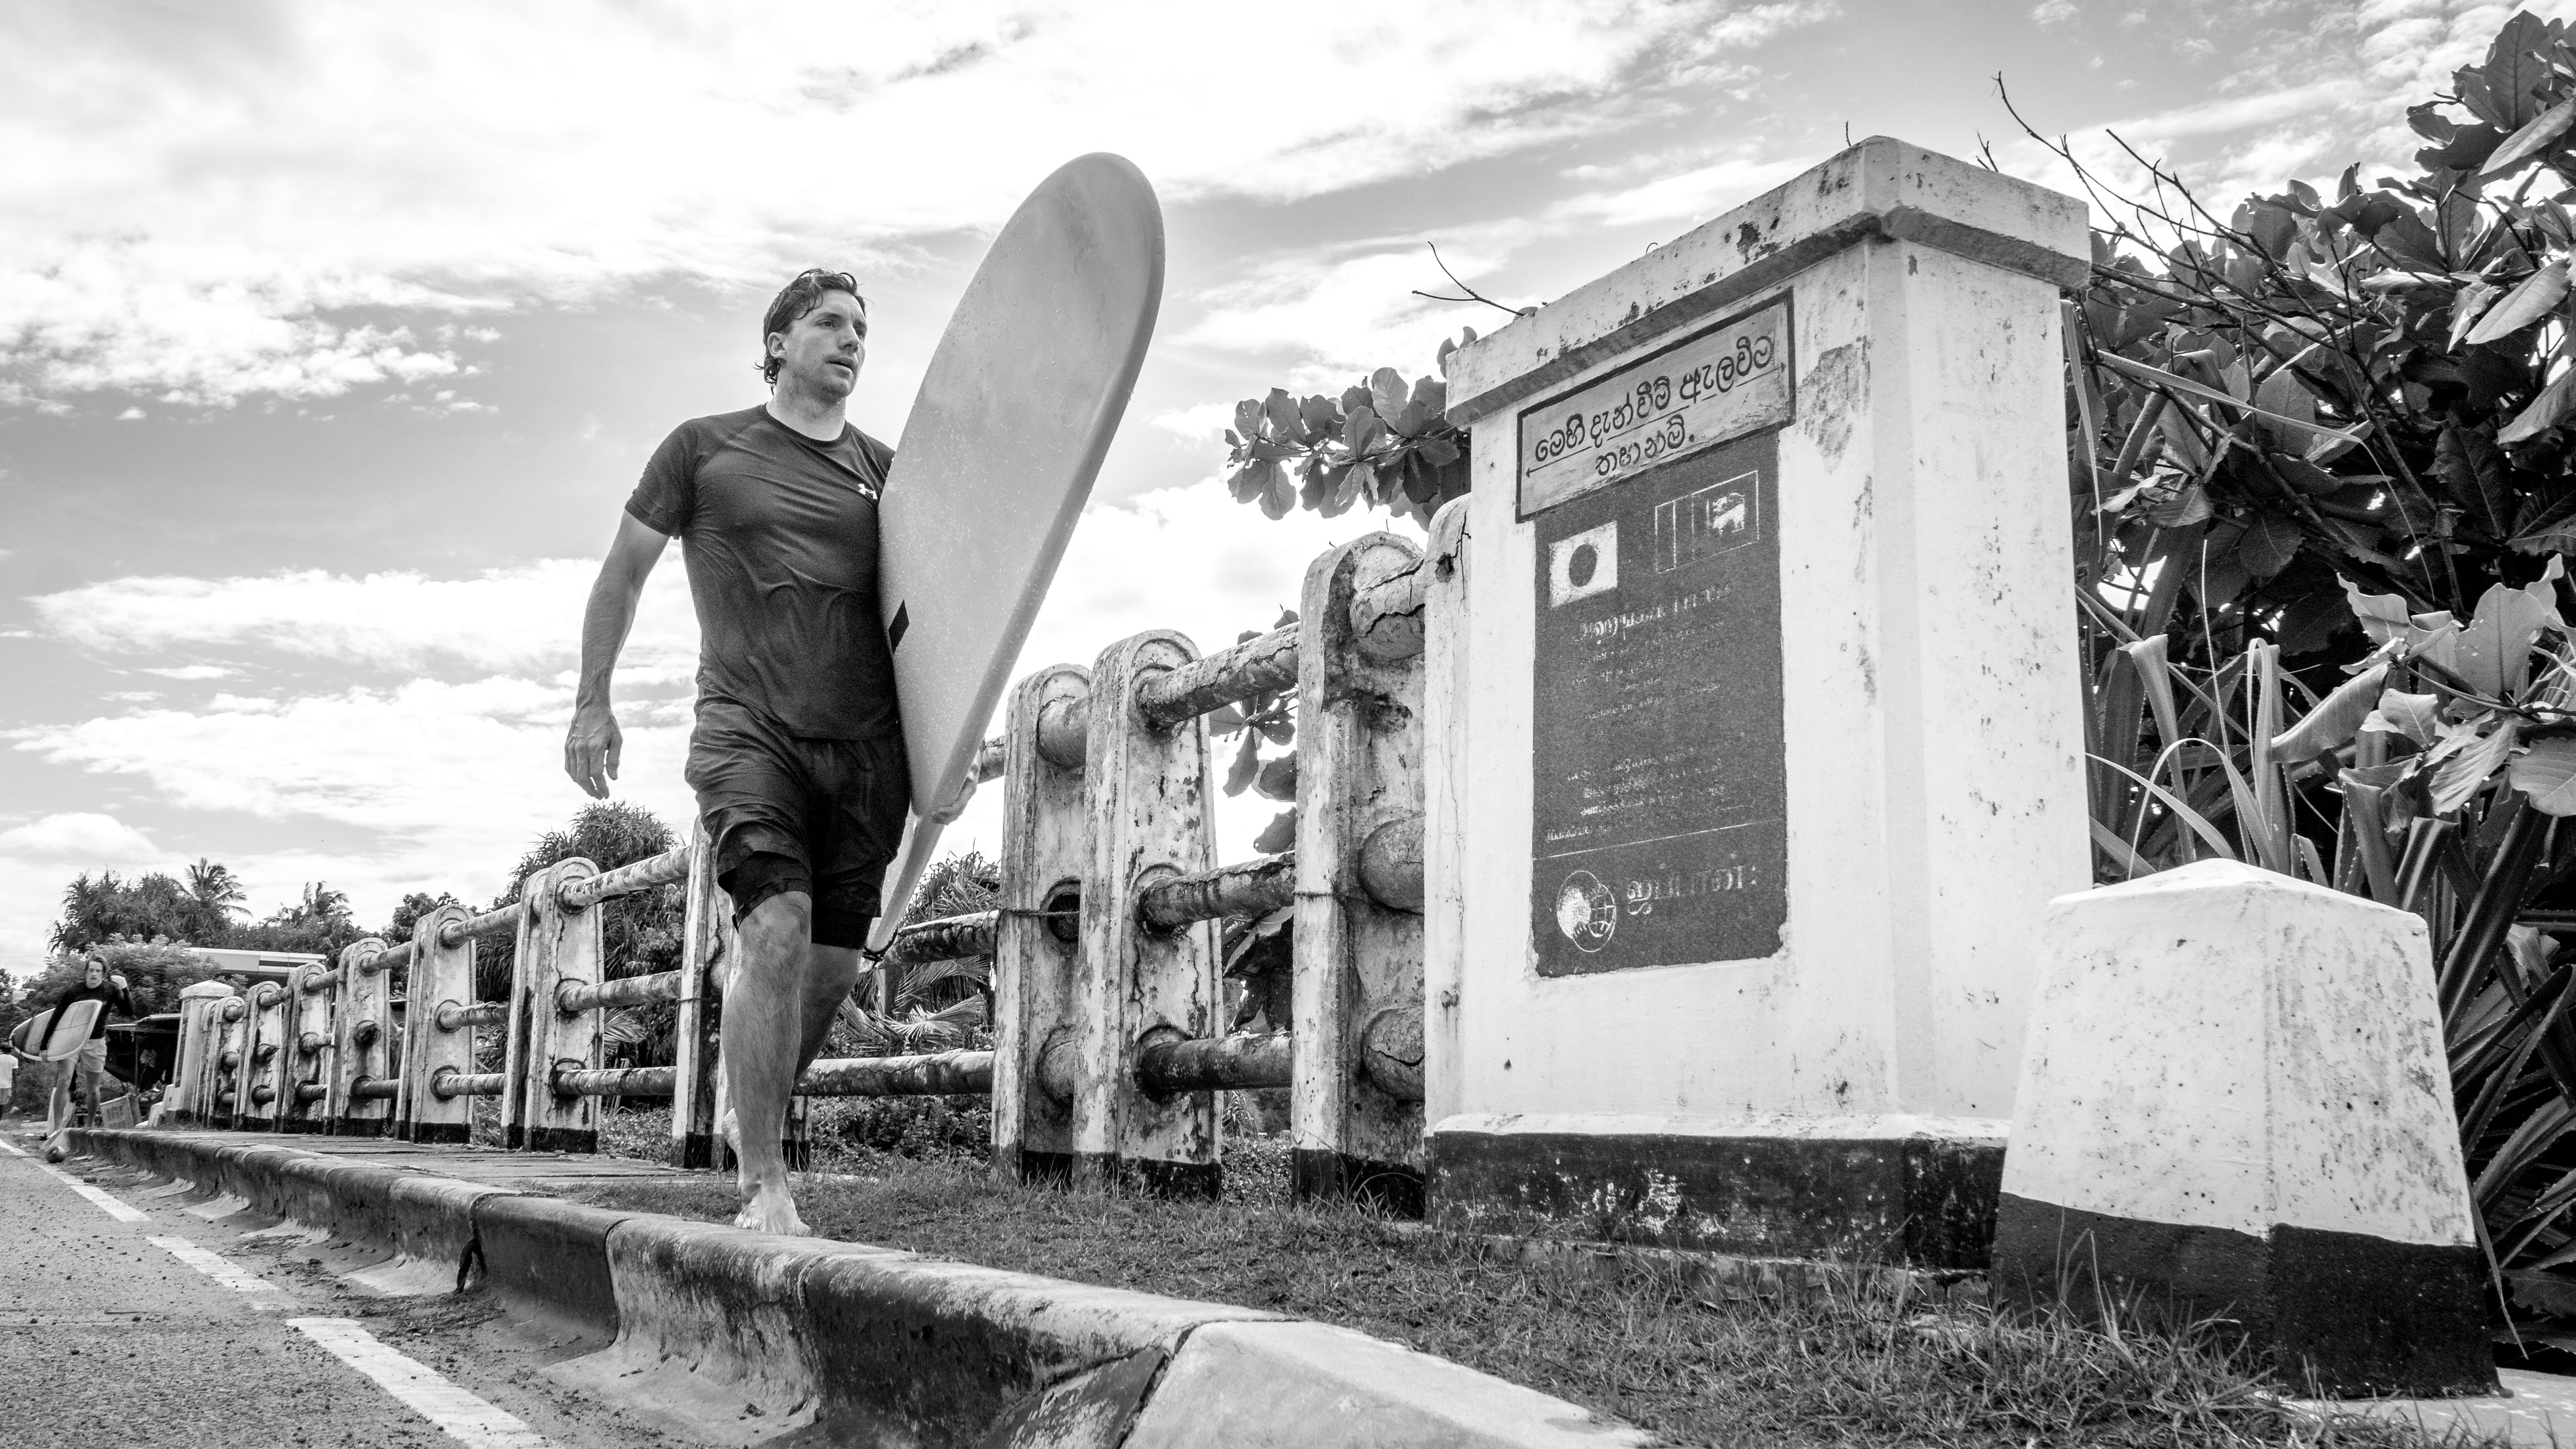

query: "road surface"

left=0, top=1124, right=680, bottom=1448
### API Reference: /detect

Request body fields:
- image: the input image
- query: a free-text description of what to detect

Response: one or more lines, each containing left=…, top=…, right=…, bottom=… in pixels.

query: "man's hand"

left=926, top=769, right=979, bottom=826
left=566, top=702, right=625, bottom=799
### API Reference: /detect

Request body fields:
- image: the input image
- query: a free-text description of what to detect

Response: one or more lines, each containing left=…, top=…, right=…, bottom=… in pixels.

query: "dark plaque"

left=1528, top=430, right=1788, bottom=975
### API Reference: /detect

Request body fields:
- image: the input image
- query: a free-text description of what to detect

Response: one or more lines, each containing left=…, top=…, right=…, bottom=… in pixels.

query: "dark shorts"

left=685, top=698, right=910, bottom=949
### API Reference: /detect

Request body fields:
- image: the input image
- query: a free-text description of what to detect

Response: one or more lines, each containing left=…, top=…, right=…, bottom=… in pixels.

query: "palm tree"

left=184, top=859, right=246, bottom=919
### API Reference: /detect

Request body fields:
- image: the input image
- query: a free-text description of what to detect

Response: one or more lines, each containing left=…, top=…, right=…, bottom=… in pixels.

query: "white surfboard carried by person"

left=565, top=154, right=1164, bottom=1234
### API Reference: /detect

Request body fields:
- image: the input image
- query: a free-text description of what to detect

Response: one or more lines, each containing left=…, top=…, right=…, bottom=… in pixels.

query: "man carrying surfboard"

left=34, top=955, right=131, bottom=1142
left=565, top=268, right=922, bottom=1234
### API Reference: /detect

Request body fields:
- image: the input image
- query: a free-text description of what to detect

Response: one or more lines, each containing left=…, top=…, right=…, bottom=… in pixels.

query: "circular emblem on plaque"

left=1553, top=870, right=1619, bottom=953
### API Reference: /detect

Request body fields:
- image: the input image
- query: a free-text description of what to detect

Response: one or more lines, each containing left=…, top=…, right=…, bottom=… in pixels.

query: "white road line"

left=289, top=1318, right=554, bottom=1448
left=9, top=1144, right=152, bottom=1222
left=0, top=1136, right=27, bottom=1156
left=148, top=1234, right=282, bottom=1298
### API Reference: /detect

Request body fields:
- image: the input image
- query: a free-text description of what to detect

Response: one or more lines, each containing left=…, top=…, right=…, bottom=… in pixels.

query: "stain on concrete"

left=1800, top=339, right=1868, bottom=468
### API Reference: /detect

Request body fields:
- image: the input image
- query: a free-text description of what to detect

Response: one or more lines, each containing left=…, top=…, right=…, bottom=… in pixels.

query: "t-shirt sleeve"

left=625, top=423, right=700, bottom=536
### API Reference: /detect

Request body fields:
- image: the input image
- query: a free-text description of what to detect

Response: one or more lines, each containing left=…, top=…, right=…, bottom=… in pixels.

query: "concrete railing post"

left=1420, top=498, right=1471, bottom=1137
left=1077, top=630, right=1222, bottom=1193
left=1994, top=859, right=2494, bottom=1397
left=168, top=981, right=236, bottom=1126
left=993, top=663, right=1091, bottom=1184
left=398, top=902, right=478, bottom=1144
left=215, top=996, right=251, bottom=1128
left=1291, top=533, right=1428, bottom=1209
left=328, top=938, right=396, bottom=1136
left=245, top=981, right=291, bottom=1131
left=284, top=961, right=335, bottom=1132
left=521, top=857, right=604, bottom=1152
left=671, top=823, right=731, bottom=1169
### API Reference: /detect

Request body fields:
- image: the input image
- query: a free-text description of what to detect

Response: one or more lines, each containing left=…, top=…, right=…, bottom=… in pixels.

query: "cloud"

left=31, top=556, right=699, bottom=679
left=0, top=811, right=158, bottom=861
left=0, top=1, right=1830, bottom=409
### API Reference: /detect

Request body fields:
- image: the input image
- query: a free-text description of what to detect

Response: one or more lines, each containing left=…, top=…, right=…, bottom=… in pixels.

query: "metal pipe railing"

left=798, top=1050, right=993, bottom=1097
left=557, top=847, right=692, bottom=912
left=1137, top=625, right=1297, bottom=727
left=553, top=1065, right=675, bottom=1098
left=885, top=912, right=998, bottom=966
left=434, top=1000, right=506, bottom=1032
left=348, top=1078, right=398, bottom=1101
left=1138, top=855, right=1296, bottom=928
left=555, top=971, right=682, bottom=1015
left=431, top=1068, right=506, bottom=1099
left=1135, top=1031, right=1293, bottom=1094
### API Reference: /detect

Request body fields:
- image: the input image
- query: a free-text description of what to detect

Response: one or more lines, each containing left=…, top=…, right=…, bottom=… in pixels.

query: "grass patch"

left=563, top=1135, right=2498, bottom=1448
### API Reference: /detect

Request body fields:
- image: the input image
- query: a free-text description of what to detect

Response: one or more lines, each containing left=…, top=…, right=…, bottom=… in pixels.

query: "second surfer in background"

left=564, top=268, right=921, bottom=1234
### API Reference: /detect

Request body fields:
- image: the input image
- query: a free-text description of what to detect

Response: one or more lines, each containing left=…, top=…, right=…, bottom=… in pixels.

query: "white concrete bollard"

left=168, top=981, right=237, bottom=1126
left=1992, top=859, right=2493, bottom=1397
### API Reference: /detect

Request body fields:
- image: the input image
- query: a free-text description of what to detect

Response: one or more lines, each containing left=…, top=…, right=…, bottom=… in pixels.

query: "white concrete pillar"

left=1076, top=629, right=1222, bottom=1193
left=1994, top=859, right=2492, bottom=1396
left=327, top=938, right=396, bottom=1136
left=670, top=822, right=733, bottom=1168
left=398, top=902, right=478, bottom=1145
left=1430, top=137, right=2088, bottom=1265
left=167, top=981, right=236, bottom=1126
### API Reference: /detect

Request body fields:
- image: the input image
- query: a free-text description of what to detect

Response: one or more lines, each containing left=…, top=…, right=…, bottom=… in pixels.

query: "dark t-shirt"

left=40, top=982, right=130, bottom=1051
left=626, top=406, right=900, bottom=741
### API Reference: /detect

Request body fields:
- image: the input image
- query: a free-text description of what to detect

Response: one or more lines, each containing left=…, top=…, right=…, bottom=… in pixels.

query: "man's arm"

left=566, top=513, right=672, bottom=798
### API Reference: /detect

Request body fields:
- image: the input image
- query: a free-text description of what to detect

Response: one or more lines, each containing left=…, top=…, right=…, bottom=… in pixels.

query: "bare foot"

left=733, top=1179, right=808, bottom=1236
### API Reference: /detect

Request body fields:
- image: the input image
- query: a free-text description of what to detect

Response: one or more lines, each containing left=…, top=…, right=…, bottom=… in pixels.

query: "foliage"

left=1222, top=360, right=1472, bottom=527
left=48, top=859, right=365, bottom=957
left=19, top=938, right=215, bottom=1020
left=472, top=800, right=684, bottom=1001
left=2048, top=11, right=2576, bottom=1316
left=840, top=849, right=1000, bottom=1057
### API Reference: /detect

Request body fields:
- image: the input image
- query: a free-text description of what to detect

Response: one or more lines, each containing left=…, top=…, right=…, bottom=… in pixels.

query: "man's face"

left=769, top=290, right=867, bottom=401
left=84, top=961, right=103, bottom=987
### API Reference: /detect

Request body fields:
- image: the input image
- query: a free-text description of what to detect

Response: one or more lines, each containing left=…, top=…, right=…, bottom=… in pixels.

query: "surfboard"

left=15, top=999, right=103, bottom=1062
left=868, top=152, right=1165, bottom=949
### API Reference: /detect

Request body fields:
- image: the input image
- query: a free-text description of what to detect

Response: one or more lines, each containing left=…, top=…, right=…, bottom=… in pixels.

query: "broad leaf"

left=2454, top=577, right=2562, bottom=697
left=2432, top=717, right=2520, bottom=814
left=2512, top=736, right=2576, bottom=815
left=2500, top=368, right=2576, bottom=445
left=2451, top=278, right=2504, bottom=350
left=2271, top=661, right=2390, bottom=759
left=2238, top=513, right=2303, bottom=578
left=2345, top=579, right=2417, bottom=644
left=2485, top=95, right=2576, bottom=176
left=2361, top=690, right=2445, bottom=748
left=2466, top=258, right=2568, bottom=343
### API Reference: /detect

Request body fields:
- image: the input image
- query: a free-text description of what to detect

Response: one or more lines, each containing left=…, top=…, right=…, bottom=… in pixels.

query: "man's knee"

left=740, top=890, right=813, bottom=963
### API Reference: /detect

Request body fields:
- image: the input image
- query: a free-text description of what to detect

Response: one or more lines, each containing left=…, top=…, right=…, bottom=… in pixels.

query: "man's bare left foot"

left=734, top=1179, right=808, bottom=1236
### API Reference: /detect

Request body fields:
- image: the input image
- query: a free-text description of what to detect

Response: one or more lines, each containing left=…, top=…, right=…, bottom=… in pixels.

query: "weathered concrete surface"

left=549, top=1215, right=904, bottom=1444
left=1124, top=1320, right=1652, bottom=1447
left=69, top=1128, right=1652, bottom=1446
left=1994, top=860, right=2491, bottom=1397
left=1431, top=1111, right=2004, bottom=1267
left=472, top=1192, right=632, bottom=1347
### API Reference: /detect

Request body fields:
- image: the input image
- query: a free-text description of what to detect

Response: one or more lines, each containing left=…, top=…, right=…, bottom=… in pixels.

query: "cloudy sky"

left=0, top=0, right=2541, bottom=970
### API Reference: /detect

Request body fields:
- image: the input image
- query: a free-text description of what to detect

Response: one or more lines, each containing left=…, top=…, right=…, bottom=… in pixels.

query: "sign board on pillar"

left=1427, top=137, right=2090, bottom=1265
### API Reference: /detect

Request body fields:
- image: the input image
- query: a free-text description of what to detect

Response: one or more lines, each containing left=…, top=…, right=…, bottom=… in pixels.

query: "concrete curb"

left=64, top=1128, right=1648, bottom=1447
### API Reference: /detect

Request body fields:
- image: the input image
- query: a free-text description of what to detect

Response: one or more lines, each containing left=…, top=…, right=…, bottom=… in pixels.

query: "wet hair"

left=760, top=268, right=867, bottom=385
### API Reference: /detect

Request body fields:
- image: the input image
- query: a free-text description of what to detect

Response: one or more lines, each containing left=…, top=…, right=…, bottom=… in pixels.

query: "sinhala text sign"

left=1521, top=299, right=1793, bottom=976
